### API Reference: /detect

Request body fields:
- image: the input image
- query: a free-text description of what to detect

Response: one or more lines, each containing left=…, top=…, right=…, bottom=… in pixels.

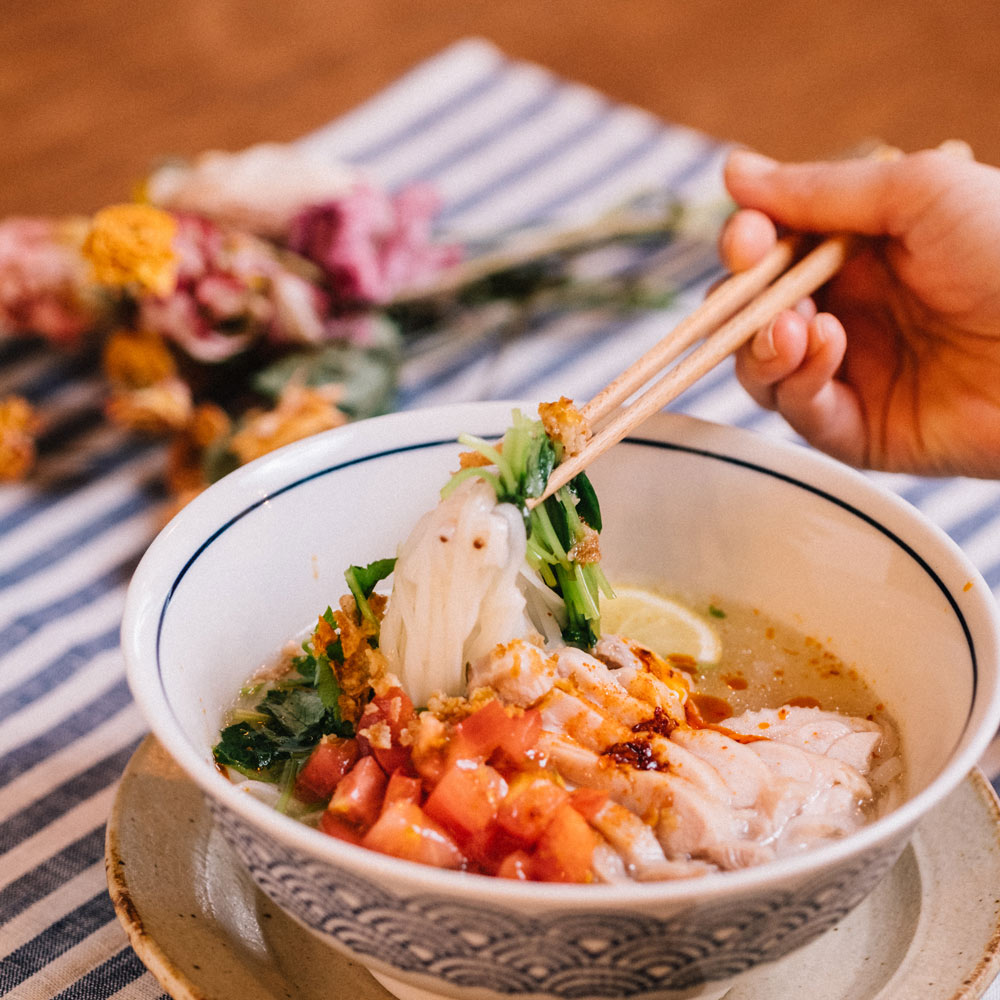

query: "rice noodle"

left=379, top=479, right=533, bottom=705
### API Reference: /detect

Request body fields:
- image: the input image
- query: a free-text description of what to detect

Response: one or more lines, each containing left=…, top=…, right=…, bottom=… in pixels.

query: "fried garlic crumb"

left=457, top=449, right=494, bottom=469
left=330, top=593, right=391, bottom=724
left=358, top=719, right=392, bottom=750
left=567, top=523, right=601, bottom=564
left=538, top=396, right=590, bottom=457
left=425, top=685, right=498, bottom=725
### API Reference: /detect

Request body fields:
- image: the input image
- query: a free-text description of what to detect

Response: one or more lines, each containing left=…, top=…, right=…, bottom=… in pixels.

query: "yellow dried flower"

left=0, top=395, right=43, bottom=481
left=83, top=204, right=179, bottom=296
left=105, top=376, right=193, bottom=434
left=187, top=402, right=231, bottom=449
left=164, top=402, right=232, bottom=498
left=102, top=328, right=177, bottom=388
left=229, top=383, right=346, bottom=466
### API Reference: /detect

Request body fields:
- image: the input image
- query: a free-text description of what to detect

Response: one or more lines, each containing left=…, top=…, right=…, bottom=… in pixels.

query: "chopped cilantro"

left=314, top=655, right=342, bottom=712
left=213, top=625, right=355, bottom=789
left=345, top=558, right=396, bottom=633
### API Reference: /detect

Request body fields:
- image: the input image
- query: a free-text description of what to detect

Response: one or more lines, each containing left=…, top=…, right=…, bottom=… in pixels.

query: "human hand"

left=721, top=146, right=1000, bottom=477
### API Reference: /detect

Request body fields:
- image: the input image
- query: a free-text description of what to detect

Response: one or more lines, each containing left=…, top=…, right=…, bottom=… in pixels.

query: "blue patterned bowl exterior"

left=211, top=799, right=906, bottom=998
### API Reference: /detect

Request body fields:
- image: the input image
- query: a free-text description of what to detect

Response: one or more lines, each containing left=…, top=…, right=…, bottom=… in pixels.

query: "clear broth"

left=626, top=584, right=891, bottom=727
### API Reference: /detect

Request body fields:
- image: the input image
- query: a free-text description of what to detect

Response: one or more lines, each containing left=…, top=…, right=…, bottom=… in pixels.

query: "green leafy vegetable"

left=214, top=720, right=288, bottom=777
left=444, top=407, right=611, bottom=650
left=212, top=628, right=355, bottom=795
left=345, top=557, right=397, bottom=633
left=567, top=472, right=602, bottom=532
left=314, top=654, right=341, bottom=711
left=253, top=321, right=402, bottom=419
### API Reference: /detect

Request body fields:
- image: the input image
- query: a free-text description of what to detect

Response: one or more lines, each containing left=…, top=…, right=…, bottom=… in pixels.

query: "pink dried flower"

left=287, top=182, right=461, bottom=305
left=381, top=184, right=463, bottom=293
left=0, top=217, right=105, bottom=344
left=137, top=213, right=332, bottom=363
left=146, top=143, right=360, bottom=239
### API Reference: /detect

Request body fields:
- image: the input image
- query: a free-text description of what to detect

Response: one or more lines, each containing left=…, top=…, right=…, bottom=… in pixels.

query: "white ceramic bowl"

left=121, top=402, right=1000, bottom=1000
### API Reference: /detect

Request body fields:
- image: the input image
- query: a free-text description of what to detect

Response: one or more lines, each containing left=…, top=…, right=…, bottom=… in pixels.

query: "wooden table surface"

left=3, top=0, right=998, bottom=217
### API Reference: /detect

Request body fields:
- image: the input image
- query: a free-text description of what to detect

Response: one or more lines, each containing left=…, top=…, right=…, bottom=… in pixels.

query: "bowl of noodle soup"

left=122, top=400, right=1000, bottom=1000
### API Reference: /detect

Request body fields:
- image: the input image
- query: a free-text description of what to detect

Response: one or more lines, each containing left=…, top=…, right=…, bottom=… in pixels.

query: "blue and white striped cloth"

left=3, top=37, right=1000, bottom=999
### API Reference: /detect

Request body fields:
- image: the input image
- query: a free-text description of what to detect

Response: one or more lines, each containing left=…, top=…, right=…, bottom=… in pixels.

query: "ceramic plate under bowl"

left=107, top=736, right=1000, bottom=1000
left=119, top=404, right=1000, bottom=997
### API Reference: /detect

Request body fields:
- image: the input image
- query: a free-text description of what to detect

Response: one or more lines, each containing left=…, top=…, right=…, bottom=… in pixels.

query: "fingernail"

left=805, top=326, right=827, bottom=358
left=752, top=321, right=778, bottom=361
left=806, top=313, right=836, bottom=357
left=730, top=150, right=778, bottom=178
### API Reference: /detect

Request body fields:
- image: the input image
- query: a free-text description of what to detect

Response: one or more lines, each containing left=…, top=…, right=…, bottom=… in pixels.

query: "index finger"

left=723, top=149, right=960, bottom=238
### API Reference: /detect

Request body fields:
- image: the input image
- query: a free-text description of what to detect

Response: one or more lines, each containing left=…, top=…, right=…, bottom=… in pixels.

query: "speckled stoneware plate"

left=107, top=736, right=1000, bottom=1000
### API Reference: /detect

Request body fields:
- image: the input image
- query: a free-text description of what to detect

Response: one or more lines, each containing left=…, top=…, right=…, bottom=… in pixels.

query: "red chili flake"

left=631, top=706, right=676, bottom=738
left=602, top=739, right=659, bottom=770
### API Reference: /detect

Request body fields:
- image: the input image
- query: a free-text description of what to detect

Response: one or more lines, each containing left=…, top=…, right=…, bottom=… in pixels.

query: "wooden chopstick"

left=579, top=142, right=912, bottom=431
left=535, top=230, right=857, bottom=502
left=528, top=139, right=975, bottom=506
left=581, top=233, right=802, bottom=426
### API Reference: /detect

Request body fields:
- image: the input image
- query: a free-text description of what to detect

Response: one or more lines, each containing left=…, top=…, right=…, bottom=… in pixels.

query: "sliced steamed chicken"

left=471, top=635, right=895, bottom=875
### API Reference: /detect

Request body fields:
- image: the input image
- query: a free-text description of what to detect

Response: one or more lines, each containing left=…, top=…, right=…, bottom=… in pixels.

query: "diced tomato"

left=495, top=849, right=533, bottom=880
left=294, top=736, right=360, bottom=803
left=362, top=800, right=466, bottom=869
left=423, top=762, right=508, bottom=841
left=382, top=769, right=423, bottom=810
left=410, top=740, right=447, bottom=785
left=567, top=786, right=609, bottom=822
left=374, top=744, right=413, bottom=776
left=357, top=687, right=416, bottom=774
left=326, top=755, right=388, bottom=830
left=494, top=708, right=542, bottom=766
left=449, top=700, right=542, bottom=768
left=495, top=771, right=570, bottom=845
left=461, top=821, right=526, bottom=873
left=319, top=810, right=363, bottom=845
left=448, top=699, right=508, bottom=762
left=531, top=803, right=601, bottom=883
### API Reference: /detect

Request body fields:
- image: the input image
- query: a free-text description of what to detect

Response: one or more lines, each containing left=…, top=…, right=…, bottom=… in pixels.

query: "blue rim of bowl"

left=156, top=433, right=977, bottom=736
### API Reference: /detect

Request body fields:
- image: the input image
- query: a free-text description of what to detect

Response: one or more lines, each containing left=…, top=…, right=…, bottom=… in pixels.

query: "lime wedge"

left=601, top=586, right=722, bottom=665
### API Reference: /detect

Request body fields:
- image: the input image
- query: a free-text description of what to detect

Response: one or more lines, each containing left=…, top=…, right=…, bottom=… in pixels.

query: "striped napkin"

left=2, top=36, right=999, bottom=1000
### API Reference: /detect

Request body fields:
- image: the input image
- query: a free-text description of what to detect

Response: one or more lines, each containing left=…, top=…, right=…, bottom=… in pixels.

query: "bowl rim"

left=122, top=400, right=1000, bottom=905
